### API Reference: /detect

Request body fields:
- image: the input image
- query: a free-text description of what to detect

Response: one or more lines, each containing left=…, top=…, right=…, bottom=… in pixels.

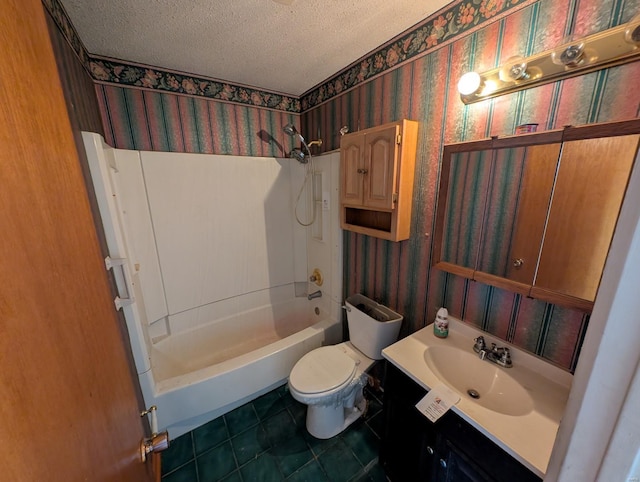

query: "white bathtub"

left=140, top=298, right=341, bottom=438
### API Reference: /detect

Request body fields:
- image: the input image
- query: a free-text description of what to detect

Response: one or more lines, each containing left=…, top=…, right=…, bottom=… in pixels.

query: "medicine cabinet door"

left=532, top=134, right=639, bottom=304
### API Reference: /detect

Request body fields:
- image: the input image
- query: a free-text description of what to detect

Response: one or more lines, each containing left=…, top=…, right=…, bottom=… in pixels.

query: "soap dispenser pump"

left=434, top=307, right=449, bottom=338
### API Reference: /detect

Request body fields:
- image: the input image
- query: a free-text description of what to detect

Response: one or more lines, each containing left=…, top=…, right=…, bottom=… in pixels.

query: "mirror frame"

left=433, top=119, right=640, bottom=312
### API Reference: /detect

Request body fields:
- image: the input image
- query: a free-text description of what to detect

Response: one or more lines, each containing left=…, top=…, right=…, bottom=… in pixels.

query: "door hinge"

left=392, top=192, right=398, bottom=204
left=396, top=134, right=402, bottom=145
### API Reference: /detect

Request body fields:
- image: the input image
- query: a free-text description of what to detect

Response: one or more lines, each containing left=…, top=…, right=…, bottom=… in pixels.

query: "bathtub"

left=143, top=297, right=341, bottom=438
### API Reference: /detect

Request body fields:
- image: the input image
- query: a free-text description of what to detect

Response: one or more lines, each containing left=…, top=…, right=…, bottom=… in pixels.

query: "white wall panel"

left=111, top=148, right=168, bottom=325
left=140, top=152, right=295, bottom=315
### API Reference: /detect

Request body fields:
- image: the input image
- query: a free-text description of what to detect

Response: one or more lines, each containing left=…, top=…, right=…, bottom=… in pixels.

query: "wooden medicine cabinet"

left=433, top=119, right=640, bottom=312
left=340, top=119, right=418, bottom=241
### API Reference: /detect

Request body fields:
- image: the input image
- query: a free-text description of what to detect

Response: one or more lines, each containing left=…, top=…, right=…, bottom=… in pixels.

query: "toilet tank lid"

left=289, top=346, right=357, bottom=394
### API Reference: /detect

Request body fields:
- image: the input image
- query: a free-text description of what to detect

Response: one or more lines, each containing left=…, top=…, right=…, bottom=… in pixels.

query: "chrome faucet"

left=307, top=290, right=322, bottom=300
left=473, top=336, right=513, bottom=368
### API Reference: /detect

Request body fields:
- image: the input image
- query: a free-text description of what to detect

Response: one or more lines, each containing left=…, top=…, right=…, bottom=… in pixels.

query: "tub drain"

left=467, top=389, right=480, bottom=399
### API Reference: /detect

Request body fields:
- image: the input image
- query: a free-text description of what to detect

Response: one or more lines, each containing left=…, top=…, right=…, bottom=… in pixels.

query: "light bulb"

left=458, top=72, right=482, bottom=96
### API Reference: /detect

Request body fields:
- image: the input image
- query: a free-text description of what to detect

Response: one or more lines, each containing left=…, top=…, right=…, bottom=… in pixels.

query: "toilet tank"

left=345, top=294, right=403, bottom=360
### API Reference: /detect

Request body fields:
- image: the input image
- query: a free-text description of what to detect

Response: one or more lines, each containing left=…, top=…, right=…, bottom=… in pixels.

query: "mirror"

left=440, top=148, right=492, bottom=273
left=434, top=121, right=640, bottom=312
left=476, top=146, right=532, bottom=277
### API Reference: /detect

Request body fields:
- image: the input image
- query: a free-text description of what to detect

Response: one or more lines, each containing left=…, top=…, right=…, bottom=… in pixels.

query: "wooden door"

left=364, top=125, right=399, bottom=210
left=505, top=143, right=561, bottom=284
left=533, top=135, right=639, bottom=302
left=340, top=133, right=365, bottom=205
left=0, top=1, right=153, bottom=481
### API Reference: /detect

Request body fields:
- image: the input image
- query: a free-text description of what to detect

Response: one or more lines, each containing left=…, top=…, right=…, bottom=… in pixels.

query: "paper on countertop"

left=415, top=383, right=460, bottom=422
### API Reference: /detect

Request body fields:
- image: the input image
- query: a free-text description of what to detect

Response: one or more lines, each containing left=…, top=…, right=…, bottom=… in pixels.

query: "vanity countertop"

left=382, top=317, right=572, bottom=478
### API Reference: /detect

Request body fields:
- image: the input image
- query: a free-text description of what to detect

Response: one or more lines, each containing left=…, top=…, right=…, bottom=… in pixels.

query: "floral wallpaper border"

left=89, top=56, right=301, bottom=113
left=43, top=0, right=534, bottom=113
left=300, top=0, right=536, bottom=111
left=42, top=0, right=91, bottom=68
left=41, top=0, right=300, bottom=112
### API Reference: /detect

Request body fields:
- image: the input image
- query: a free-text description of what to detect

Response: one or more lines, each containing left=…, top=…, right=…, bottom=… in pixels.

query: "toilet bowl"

left=289, top=342, right=373, bottom=439
left=288, top=294, right=403, bottom=439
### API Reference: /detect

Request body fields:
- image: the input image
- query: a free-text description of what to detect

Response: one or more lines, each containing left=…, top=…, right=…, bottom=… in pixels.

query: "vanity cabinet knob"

left=439, top=458, right=447, bottom=468
left=513, top=258, right=524, bottom=268
left=426, top=446, right=434, bottom=455
left=357, top=168, right=368, bottom=174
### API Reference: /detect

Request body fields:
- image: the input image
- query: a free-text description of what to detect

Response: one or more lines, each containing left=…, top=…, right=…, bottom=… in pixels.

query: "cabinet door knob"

left=439, top=458, right=447, bottom=468
left=513, top=258, right=524, bottom=268
left=357, top=168, right=368, bottom=174
left=426, top=446, right=434, bottom=455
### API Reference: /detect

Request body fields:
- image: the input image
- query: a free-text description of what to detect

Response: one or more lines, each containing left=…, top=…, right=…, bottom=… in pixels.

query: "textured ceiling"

left=59, top=0, right=451, bottom=96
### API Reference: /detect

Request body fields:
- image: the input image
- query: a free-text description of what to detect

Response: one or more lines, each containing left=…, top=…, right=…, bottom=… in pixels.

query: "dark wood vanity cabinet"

left=380, top=363, right=541, bottom=482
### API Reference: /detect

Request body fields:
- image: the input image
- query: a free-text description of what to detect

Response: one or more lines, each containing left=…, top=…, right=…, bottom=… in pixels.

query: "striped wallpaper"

left=95, top=0, right=640, bottom=371
left=96, top=85, right=301, bottom=157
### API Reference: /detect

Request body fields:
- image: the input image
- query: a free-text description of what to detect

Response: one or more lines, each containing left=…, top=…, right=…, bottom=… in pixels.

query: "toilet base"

left=306, top=396, right=367, bottom=439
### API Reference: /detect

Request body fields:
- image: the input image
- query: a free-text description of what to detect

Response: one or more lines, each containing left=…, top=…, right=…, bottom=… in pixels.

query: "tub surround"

left=83, top=132, right=344, bottom=438
left=382, top=316, right=572, bottom=477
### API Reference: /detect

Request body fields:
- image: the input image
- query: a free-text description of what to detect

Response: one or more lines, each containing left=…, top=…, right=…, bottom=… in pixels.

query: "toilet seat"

left=289, top=345, right=357, bottom=395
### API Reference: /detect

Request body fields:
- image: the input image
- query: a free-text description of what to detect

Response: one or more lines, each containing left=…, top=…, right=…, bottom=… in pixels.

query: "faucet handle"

left=501, top=347, right=511, bottom=361
left=473, top=336, right=486, bottom=352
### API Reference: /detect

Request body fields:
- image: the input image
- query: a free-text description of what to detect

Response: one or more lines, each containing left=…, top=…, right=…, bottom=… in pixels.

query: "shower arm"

left=297, top=135, right=322, bottom=156
left=306, top=139, right=323, bottom=148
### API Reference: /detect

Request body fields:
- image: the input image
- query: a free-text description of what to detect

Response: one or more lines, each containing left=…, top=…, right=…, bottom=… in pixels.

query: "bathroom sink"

left=424, top=345, right=534, bottom=417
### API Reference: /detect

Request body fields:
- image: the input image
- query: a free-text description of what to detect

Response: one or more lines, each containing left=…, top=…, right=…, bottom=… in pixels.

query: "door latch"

left=139, top=405, right=169, bottom=462
left=139, top=431, right=169, bottom=463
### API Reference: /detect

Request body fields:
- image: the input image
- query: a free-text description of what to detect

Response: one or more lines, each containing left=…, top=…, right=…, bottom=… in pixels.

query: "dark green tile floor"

left=161, top=383, right=387, bottom=482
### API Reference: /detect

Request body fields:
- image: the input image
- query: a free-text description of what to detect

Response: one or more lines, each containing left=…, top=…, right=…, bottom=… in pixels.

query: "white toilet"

left=288, top=294, right=403, bottom=439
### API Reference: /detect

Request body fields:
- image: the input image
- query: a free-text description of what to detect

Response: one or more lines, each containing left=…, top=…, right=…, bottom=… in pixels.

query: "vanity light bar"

left=459, top=16, right=640, bottom=104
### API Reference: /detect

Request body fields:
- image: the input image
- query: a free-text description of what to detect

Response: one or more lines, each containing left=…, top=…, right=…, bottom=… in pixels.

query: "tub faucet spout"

left=308, top=290, right=322, bottom=300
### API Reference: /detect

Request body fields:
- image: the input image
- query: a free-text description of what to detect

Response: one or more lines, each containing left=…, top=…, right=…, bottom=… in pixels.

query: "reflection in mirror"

left=440, top=149, right=492, bottom=271
left=476, top=147, right=528, bottom=276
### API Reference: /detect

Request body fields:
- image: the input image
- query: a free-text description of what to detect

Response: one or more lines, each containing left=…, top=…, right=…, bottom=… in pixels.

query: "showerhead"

left=289, top=147, right=308, bottom=164
left=283, top=124, right=321, bottom=162
left=283, top=124, right=300, bottom=138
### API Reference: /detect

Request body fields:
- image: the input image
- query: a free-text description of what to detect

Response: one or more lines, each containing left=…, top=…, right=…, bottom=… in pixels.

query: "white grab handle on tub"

left=105, top=256, right=135, bottom=310
left=342, top=305, right=351, bottom=312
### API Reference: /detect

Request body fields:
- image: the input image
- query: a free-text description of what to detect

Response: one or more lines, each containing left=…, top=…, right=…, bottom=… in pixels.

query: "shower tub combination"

left=83, top=132, right=342, bottom=437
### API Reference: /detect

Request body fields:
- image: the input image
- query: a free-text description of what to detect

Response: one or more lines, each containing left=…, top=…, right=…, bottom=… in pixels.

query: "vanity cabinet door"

left=532, top=134, right=639, bottom=305
left=435, top=440, right=492, bottom=482
left=381, top=363, right=433, bottom=480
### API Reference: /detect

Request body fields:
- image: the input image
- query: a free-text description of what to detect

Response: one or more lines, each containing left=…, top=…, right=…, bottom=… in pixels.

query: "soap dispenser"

left=433, top=307, right=449, bottom=338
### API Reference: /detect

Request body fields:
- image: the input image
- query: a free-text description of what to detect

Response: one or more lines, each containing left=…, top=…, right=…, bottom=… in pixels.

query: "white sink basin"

left=424, top=345, right=534, bottom=417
